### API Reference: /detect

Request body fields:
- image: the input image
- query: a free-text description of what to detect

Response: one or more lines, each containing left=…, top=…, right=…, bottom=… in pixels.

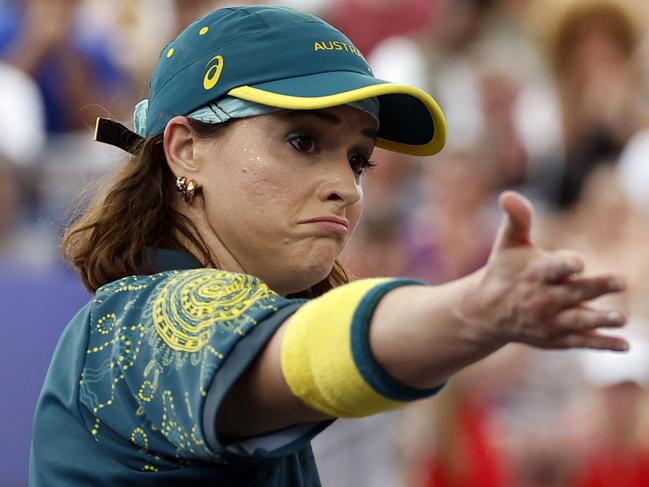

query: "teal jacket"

left=30, top=250, right=327, bottom=486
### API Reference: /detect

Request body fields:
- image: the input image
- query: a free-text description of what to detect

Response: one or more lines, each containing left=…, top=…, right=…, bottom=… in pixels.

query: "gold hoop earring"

left=184, top=179, right=197, bottom=203
left=175, top=175, right=199, bottom=204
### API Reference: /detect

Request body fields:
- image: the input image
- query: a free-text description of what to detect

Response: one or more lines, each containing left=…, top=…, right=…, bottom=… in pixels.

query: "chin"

left=276, top=260, right=335, bottom=296
left=266, top=241, right=342, bottom=295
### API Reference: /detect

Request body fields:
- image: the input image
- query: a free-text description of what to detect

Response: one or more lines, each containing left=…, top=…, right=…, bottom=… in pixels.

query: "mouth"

left=299, top=216, right=350, bottom=236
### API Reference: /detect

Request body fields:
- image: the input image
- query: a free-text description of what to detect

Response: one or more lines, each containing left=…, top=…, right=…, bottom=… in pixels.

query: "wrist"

left=452, top=268, right=508, bottom=353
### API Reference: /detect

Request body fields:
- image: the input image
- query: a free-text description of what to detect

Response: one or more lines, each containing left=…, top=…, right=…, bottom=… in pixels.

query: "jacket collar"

left=145, top=248, right=203, bottom=272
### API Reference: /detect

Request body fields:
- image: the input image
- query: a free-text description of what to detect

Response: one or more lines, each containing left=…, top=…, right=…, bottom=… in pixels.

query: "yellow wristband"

left=281, top=278, right=443, bottom=418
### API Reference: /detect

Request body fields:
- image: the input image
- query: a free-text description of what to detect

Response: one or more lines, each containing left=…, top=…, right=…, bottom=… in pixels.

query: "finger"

left=554, top=306, right=626, bottom=333
left=544, top=331, right=629, bottom=352
left=548, top=274, right=627, bottom=307
left=493, top=191, right=533, bottom=250
left=535, top=250, right=585, bottom=283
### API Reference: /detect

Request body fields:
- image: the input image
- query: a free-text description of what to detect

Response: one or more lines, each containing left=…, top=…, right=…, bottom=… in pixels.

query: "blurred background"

left=2, top=0, right=649, bottom=485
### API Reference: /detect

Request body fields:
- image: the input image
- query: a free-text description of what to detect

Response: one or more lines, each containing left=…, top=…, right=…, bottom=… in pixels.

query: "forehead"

left=276, top=105, right=379, bottom=132
left=202, top=104, right=380, bottom=145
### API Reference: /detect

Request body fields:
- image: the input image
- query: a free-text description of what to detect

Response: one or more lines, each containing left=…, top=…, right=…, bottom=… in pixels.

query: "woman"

left=29, top=6, right=628, bottom=486
left=522, top=0, right=645, bottom=208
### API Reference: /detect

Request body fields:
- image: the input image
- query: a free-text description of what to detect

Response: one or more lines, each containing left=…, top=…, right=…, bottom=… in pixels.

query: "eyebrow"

left=287, top=110, right=378, bottom=140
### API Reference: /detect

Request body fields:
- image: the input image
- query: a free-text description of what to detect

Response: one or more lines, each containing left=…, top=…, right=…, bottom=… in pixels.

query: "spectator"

left=519, top=0, right=647, bottom=208
left=0, top=0, right=130, bottom=133
left=0, top=60, right=49, bottom=265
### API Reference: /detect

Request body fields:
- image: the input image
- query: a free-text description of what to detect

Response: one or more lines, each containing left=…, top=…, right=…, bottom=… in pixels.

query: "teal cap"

left=99, top=6, right=447, bottom=156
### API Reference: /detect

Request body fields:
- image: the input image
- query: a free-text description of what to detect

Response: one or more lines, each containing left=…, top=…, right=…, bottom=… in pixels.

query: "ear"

left=163, top=116, right=199, bottom=177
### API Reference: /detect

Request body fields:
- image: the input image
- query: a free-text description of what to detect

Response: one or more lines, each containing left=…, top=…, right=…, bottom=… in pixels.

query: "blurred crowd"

left=3, top=0, right=649, bottom=486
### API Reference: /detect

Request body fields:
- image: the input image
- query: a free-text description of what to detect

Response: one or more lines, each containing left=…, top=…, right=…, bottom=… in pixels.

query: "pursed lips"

left=299, top=216, right=350, bottom=235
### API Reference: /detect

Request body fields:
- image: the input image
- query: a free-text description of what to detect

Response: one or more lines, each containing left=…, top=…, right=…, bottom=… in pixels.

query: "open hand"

left=461, top=191, right=628, bottom=352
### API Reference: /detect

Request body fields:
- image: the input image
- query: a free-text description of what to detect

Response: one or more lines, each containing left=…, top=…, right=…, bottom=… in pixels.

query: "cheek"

left=238, top=160, right=298, bottom=217
left=347, top=193, right=364, bottom=235
left=206, top=153, right=300, bottom=232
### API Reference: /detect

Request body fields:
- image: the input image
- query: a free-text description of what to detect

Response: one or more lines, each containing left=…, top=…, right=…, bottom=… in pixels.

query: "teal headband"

left=133, top=96, right=380, bottom=137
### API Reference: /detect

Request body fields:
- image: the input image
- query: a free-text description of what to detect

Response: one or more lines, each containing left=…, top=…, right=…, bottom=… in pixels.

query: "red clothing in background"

left=329, top=0, right=439, bottom=56
left=421, top=403, right=511, bottom=487
left=573, top=450, right=649, bottom=487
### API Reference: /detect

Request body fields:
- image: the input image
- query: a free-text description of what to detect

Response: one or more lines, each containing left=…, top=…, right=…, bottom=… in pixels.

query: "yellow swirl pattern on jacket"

left=153, top=269, right=276, bottom=352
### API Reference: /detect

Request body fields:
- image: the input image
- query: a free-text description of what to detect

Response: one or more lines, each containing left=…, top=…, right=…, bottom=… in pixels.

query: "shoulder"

left=149, top=269, right=287, bottom=353
left=90, top=269, right=291, bottom=353
left=94, top=268, right=278, bottom=303
left=152, top=268, right=279, bottom=305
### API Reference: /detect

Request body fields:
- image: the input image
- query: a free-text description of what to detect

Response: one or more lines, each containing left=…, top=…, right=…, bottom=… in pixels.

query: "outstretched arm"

left=219, top=191, right=626, bottom=438
left=370, top=191, right=626, bottom=391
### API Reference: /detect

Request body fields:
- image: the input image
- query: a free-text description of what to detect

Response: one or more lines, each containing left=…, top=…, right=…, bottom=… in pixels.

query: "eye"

left=349, top=153, right=377, bottom=177
left=288, top=133, right=318, bottom=154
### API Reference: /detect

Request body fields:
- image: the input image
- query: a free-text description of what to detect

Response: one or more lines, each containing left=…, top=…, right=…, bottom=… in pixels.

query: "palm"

left=463, top=192, right=628, bottom=352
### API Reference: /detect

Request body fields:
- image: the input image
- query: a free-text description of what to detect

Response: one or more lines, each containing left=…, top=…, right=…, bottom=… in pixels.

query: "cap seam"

left=238, top=7, right=272, bottom=29
left=151, top=30, right=267, bottom=101
left=150, top=19, right=331, bottom=103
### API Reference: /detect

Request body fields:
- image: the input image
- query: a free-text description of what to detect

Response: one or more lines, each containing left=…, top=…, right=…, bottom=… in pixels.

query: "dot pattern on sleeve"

left=78, top=269, right=287, bottom=470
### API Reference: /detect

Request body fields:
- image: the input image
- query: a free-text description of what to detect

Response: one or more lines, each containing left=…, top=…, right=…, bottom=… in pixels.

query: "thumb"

left=493, top=191, right=534, bottom=250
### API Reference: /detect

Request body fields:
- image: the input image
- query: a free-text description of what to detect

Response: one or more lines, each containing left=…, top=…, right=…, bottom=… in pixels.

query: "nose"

left=318, top=157, right=362, bottom=207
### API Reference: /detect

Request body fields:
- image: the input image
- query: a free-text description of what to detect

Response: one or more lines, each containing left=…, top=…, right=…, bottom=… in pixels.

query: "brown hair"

left=527, top=0, right=644, bottom=75
left=553, top=4, right=637, bottom=74
left=61, top=120, right=349, bottom=296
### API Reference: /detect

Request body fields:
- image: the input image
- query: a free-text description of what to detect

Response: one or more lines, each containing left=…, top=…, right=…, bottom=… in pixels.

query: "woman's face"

left=190, top=105, right=377, bottom=295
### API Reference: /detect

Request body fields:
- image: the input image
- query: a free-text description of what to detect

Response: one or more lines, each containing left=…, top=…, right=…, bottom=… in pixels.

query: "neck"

left=175, top=199, right=247, bottom=275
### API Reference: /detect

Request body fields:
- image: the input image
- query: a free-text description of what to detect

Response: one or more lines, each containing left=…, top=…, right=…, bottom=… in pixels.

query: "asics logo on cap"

left=203, top=55, right=224, bottom=90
